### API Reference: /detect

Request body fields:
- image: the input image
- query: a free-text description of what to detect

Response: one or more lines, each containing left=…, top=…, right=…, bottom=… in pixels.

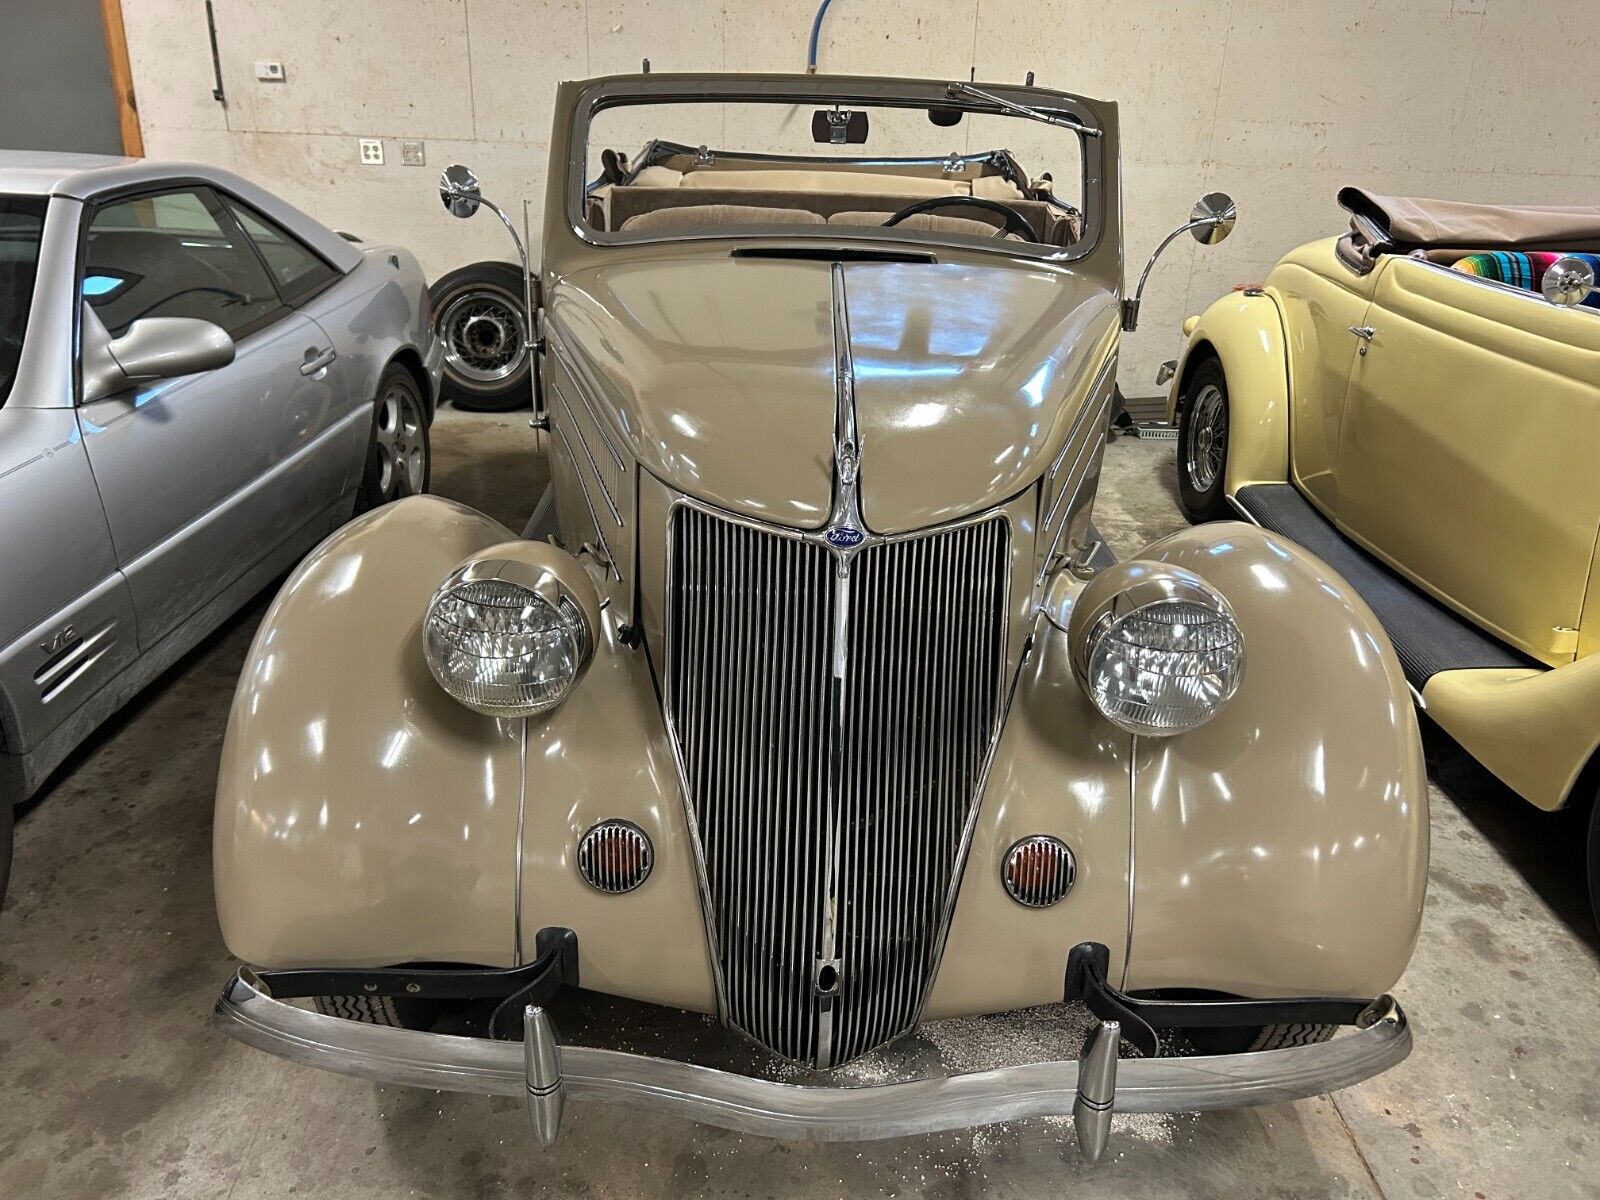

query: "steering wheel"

left=881, top=196, right=1038, bottom=242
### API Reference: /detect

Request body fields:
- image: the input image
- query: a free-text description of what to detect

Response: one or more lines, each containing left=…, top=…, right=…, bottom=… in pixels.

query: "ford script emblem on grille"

left=824, top=526, right=864, bottom=548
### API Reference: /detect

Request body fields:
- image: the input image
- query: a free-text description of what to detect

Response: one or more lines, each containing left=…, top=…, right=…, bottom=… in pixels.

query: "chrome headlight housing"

left=423, top=553, right=596, bottom=717
left=1067, top=561, right=1244, bottom=737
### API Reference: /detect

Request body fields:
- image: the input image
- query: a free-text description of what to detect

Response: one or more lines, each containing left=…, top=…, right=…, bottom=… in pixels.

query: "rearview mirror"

left=1542, top=255, right=1597, bottom=307
left=439, top=164, right=483, bottom=219
left=81, top=305, right=235, bottom=403
left=812, top=109, right=868, bottom=145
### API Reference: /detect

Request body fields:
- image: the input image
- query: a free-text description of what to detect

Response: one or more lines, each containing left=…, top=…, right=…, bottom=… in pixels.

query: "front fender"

left=1167, top=290, right=1292, bottom=494
left=1126, top=522, right=1428, bottom=999
left=214, top=496, right=524, bottom=969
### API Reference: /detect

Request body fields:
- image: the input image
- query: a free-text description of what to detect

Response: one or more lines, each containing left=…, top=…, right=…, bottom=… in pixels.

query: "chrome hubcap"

left=374, top=385, right=425, bottom=499
left=438, top=290, right=526, bottom=383
left=1186, top=383, right=1226, bottom=492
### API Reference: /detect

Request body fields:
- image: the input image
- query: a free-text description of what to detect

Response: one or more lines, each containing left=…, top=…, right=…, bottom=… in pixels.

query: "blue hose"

left=807, top=0, right=835, bottom=73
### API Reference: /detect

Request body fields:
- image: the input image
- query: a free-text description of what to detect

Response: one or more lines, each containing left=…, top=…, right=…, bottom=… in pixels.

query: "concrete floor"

left=1, top=409, right=1596, bottom=1199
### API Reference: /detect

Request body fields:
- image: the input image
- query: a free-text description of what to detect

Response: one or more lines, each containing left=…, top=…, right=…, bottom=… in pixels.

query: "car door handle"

left=1348, top=325, right=1376, bottom=355
left=300, top=347, right=337, bottom=376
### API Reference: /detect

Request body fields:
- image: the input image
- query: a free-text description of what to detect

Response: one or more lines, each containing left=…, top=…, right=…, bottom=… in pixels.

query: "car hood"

left=545, top=252, right=1119, bottom=534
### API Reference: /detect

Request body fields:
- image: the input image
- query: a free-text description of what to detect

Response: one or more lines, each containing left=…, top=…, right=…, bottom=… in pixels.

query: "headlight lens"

left=1070, top=566, right=1244, bottom=736
left=423, top=559, right=593, bottom=716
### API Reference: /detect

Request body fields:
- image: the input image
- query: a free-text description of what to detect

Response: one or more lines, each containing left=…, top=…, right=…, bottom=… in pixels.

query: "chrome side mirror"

left=1189, top=192, right=1237, bottom=246
left=1542, top=255, right=1596, bottom=307
left=1123, top=191, right=1239, bottom=331
left=439, top=164, right=483, bottom=219
left=81, top=303, right=235, bottom=403
left=432, top=167, right=543, bottom=427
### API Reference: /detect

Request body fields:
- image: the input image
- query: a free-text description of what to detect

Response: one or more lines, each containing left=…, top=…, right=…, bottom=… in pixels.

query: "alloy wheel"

left=373, top=383, right=426, bottom=500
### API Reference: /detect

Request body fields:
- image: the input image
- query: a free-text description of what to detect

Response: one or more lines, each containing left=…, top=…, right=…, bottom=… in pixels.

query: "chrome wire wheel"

left=1185, top=382, right=1227, bottom=492
left=374, top=381, right=427, bottom=500
left=438, top=290, right=526, bottom=384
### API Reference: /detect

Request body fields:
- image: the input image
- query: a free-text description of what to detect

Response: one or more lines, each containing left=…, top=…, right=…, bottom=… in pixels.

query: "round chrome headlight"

left=1067, top=562, right=1244, bottom=737
left=423, top=554, right=595, bottom=717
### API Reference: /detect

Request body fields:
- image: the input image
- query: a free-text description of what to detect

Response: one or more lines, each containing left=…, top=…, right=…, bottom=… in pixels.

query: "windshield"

left=576, top=90, right=1094, bottom=257
left=0, top=195, right=46, bottom=407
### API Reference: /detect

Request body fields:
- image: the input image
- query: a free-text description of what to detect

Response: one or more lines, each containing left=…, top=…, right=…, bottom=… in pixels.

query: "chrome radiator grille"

left=666, top=504, right=1009, bottom=1066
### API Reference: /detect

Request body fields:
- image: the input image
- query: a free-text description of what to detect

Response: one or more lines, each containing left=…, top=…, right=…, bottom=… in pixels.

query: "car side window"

left=223, top=198, right=339, bottom=306
left=84, top=187, right=282, bottom=338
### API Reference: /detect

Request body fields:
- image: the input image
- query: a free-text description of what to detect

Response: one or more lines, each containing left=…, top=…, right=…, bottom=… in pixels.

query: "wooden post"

left=99, top=0, right=144, bottom=157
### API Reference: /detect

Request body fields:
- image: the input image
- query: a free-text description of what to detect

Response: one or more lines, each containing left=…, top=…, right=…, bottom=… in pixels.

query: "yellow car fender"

left=1166, top=290, right=1292, bottom=494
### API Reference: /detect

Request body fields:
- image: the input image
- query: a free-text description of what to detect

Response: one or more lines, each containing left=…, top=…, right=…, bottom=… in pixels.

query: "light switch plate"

left=401, top=140, right=426, bottom=167
left=358, top=138, right=384, bottom=166
left=254, top=60, right=286, bottom=82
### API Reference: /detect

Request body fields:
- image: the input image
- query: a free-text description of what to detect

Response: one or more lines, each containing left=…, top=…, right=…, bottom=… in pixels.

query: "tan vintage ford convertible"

left=212, top=75, right=1426, bottom=1160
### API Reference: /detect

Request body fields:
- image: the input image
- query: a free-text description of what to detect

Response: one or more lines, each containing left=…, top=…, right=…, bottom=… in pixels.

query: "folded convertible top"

left=1336, top=186, right=1600, bottom=270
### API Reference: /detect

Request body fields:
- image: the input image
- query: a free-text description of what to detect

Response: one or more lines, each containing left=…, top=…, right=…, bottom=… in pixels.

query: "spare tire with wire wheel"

left=357, top=363, right=431, bottom=512
left=430, top=261, right=532, bottom=412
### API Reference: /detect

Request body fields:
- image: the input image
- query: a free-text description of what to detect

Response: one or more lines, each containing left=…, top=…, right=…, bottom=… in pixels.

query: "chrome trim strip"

left=548, top=421, right=619, bottom=578
left=1121, top=741, right=1138, bottom=992
left=513, top=717, right=527, bottom=966
left=551, top=380, right=622, bottom=527
left=216, top=971, right=1411, bottom=1140
left=1042, top=352, right=1116, bottom=535
left=545, top=331, right=628, bottom=468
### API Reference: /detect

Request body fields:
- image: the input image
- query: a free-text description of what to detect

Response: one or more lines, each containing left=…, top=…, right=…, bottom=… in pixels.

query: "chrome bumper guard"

left=215, top=970, right=1409, bottom=1161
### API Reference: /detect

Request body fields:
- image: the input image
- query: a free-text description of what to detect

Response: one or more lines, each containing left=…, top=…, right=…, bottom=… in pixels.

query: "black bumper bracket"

left=1063, top=941, right=1390, bottom=1058
left=248, top=927, right=579, bottom=1041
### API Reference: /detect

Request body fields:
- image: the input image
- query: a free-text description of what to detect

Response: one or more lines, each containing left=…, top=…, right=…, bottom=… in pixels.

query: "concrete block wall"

left=122, top=0, right=1600, bottom=392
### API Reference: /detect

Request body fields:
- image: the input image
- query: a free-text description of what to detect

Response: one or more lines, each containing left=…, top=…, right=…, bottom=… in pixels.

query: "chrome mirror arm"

left=1122, top=218, right=1213, bottom=332
left=1122, top=192, right=1238, bottom=332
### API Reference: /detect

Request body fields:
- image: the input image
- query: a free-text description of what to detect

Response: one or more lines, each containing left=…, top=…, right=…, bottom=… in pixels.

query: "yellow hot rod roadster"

left=1166, top=187, right=1600, bottom=922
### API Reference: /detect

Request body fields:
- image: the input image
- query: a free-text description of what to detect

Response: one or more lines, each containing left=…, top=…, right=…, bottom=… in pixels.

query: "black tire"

left=357, top=365, right=432, bottom=513
left=1185, top=1022, right=1337, bottom=1056
left=1176, top=356, right=1233, bottom=523
left=0, top=802, right=12, bottom=911
left=430, top=261, right=531, bottom=412
left=313, top=994, right=441, bottom=1030
left=1588, top=789, right=1600, bottom=934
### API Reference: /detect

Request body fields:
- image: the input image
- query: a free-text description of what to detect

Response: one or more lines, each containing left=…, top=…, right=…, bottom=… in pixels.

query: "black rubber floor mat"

left=1233, top=485, right=1534, bottom=687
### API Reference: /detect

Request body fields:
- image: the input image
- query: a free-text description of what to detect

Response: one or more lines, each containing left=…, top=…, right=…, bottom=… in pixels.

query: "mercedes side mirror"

left=81, top=304, right=235, bottom=403
left=1542, top=255, right=1597, bottom=308
left=1123, top=191, right=1238, bottom=331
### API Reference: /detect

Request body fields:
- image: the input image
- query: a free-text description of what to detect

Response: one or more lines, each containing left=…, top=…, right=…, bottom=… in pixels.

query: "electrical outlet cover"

left=401, top=140, right=426, bottom=167
left=253, top=60, right=286, bottom=82
left=359, top=138, right=384, bottom=166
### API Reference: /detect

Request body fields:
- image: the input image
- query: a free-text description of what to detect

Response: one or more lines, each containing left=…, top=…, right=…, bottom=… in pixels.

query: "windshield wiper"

left=947, top=83, right=1103, bottom=139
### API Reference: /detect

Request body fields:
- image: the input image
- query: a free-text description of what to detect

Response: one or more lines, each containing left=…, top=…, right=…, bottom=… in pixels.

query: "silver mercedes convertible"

left=0, top=153, right=443, bottom=903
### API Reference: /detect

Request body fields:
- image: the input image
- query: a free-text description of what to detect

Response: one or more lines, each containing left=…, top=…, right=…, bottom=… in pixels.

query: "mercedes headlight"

left=423, top=551, right=596, bottom=717
left=1067, top=561, right=1244, bottom=736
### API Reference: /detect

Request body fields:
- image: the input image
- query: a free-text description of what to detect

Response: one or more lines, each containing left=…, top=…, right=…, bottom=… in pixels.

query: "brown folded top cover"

left=1338, top=187, right=1600, bottom=253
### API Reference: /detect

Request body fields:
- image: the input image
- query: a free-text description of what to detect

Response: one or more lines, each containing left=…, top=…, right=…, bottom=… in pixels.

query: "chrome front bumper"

left=215, top=970, right=1410, bottom=1160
